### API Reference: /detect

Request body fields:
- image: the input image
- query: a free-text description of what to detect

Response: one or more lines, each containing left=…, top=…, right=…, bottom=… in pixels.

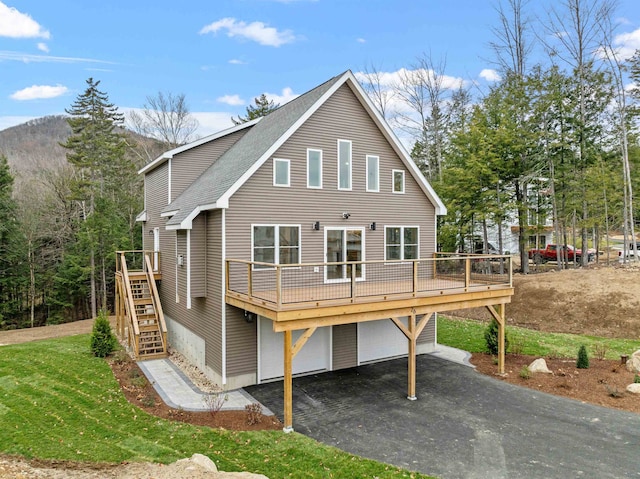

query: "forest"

left=0, top=0, right=639, bottom=329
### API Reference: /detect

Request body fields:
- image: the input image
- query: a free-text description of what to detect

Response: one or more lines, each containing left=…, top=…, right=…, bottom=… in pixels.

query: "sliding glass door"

left=325, top=228, right=364, bottom=282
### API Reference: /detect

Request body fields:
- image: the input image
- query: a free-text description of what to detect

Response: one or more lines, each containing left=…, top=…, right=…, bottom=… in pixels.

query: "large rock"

left=175, top=453, right=218, bottom=472
left=528, top=358, right=553, bottom=374
left=626, top=383, right=640, bottom=395
left=625, top=350, right=640, bottom=373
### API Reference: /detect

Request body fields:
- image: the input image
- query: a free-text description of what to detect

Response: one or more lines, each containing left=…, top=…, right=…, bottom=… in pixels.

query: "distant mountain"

left=0, top=115, right=166, bottom=185
left=0, top=115, right=70, bottom=181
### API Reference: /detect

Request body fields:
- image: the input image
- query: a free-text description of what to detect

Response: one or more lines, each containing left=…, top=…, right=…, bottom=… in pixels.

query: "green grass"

left=0, top=335, right=433, bottom=478
left=438, top=316, right=640, bottom=359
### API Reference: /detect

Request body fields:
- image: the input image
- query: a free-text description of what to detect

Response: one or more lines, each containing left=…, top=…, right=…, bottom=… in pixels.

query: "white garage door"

left=258, top=317, right=331, bottom=382
left=358, top=318, right=408, bottom=364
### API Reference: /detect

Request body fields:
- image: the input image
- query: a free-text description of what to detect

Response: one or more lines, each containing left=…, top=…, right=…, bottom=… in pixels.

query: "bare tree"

left=128, top=92, right=199, bottom=155
left=544, top=0, right=616, bottom=266
left=490, top=0, right=534, bottom=77
left=598, top=12, right=637, bottom=262
left=357, top=62, right=395, bottom=120
left=394, top=54, right=460, bottom=181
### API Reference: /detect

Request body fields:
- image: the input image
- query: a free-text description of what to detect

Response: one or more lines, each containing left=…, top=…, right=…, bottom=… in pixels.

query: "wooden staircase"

left=115, top=251, right=167, bottom=360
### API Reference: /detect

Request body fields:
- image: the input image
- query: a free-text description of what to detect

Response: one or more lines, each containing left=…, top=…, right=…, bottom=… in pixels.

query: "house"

left=118, top=71, right=513, bottom=431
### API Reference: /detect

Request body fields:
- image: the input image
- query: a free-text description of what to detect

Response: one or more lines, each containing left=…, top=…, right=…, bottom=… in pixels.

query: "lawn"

left=0, top=335, right=433, bottom=478
left=438, top=316, right=640, bottom=359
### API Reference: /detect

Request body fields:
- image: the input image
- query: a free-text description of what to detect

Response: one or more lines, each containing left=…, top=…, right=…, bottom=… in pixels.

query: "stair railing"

left=119, top=252, right=141, bottom=357
left=144, top=253, right=167, bottom=354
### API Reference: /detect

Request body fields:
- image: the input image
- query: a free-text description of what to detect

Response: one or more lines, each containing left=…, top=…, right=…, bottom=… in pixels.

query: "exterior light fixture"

left=313, top=221, right=320, bottom=231
left=369, top=222, right=376, bottom=231
left=342, top=212, right=351, bottom=219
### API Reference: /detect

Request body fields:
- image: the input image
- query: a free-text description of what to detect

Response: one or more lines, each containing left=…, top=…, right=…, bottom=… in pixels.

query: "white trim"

left=161, top=210, right=178, bottom=218
left=257, top=315, right=263, bottom=383
left=186, top=229, right=191, bottom=309
left=135, top=210, right=148, bottom=222
left=392, top=169, right=405, bottom=194
left=323, top=226, right=365, bottom=283
left=138, top=119, right=260, bottom=175
left=273, top=158, right=291, bottom=187
left=167, top=158, right=172, bottom=204
left=366, top=155, right=379, bottom=192
left=337, top=139, right=352, bottom=191
left=221, top=209, right=227, bottom=385
left=384, top=225, right=420, bottom=261
left=153, top=227, right=160, bottom=271
left=306, top=148, right=323, bottom=189
left=175, top=232, right=179, bottom=303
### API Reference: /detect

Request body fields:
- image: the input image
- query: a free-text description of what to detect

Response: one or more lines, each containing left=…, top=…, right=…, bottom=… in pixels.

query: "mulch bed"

left=108, top=356, right=283, bottom=431
left=472, top=353, right=640, bottom=414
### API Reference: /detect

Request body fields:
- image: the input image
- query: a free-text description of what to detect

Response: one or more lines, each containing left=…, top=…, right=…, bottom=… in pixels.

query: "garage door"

left=358, top=318, right=408, bottom=364
left=258, top=317, right=331, bottom=382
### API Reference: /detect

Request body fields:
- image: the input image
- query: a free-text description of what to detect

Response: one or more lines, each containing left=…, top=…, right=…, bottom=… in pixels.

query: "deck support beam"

left=390, top=312, right=432, bottom=400
left=283, top=326, right=317, bottom=433
left=486, top=304, right=506, bottom=374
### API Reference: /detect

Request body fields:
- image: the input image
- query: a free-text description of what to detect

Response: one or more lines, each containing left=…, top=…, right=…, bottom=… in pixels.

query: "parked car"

left=618, top=242, right=640, bottom=262
left=528, top=244, right=594, bottom=264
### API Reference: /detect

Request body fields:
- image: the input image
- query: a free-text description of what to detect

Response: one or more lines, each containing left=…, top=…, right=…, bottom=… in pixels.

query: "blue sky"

left=1, top=0, right=639, bottom=137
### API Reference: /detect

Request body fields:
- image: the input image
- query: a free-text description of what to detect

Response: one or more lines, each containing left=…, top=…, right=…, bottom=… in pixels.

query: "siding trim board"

left=186, top=229, right=191, bottom=309
left=221, top=208, right=227, bottom=385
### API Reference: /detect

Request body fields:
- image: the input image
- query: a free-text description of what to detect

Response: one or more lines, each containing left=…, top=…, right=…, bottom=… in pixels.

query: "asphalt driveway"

left=246, top=355, right=640, bottom=479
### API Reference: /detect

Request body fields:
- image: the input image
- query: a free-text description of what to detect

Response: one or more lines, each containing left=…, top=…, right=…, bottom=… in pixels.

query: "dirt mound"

left=453, top=264, right=640, bottom=338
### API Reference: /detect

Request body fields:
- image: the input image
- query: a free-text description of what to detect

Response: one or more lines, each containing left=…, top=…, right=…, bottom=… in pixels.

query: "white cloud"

left=355, top=67, right=467, bottom=91
left=356, top=38, right=366, bottom=44
left=36, top=42, right=48, bottom=52
left=0, top=50, right=115, bottom=64
left=191, top=112, right=235, bottom=137
left=199, top=17, right=296, bottom=47
left=612, top=27, right=640, bottom=60
left=229, top=58, right=247, bottom=65
left=217, top=94, right=244, bottom=106
left=264, top=87, right=298, bottom=105
left=0, top=2, right=49, bottom=39
left=479, top=68, right=501, bottom=82
left=10, top=84, right=68, bottom=101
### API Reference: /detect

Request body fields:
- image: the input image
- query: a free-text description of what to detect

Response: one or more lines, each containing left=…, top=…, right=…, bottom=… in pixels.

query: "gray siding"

left=418, top=313, right=436, bottom=344
left=225, top=83, right=437, bottom=375
left=332, top=324, right=357, bottom=369
left=171, top=129, right=249, bottom=202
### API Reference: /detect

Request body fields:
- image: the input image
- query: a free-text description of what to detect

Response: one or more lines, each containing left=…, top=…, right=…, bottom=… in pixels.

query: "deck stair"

left=115, top=251, right=167, bottom=360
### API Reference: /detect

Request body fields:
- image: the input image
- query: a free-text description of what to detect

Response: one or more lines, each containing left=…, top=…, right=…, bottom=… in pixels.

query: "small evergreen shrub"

left=634, top=374, right=640, bottom=384
left=519, top=365, right=531, bottom=380
left=576, top=344, right=590, bottom=369
left=90, top=310, right=117, bottom=358
left=484, top=319, right=509, bottom=355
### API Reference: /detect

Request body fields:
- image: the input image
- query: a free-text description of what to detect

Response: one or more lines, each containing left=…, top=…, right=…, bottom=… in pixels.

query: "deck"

left=226, top=254, right=514, bottom=330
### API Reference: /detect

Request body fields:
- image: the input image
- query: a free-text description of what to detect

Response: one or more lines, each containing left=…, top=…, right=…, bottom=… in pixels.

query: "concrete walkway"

left=137, top=358, right=273, bottom=414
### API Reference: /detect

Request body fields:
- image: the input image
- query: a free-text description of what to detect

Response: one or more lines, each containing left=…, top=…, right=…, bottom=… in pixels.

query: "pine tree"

left=0, top=155, right=26, bottom=327
left=61, top=78, right=130, bottom=318
left=232, top=94, right=279, bottom=125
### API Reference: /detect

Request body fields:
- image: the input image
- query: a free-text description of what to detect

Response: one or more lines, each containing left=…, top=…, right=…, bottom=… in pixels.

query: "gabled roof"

left=160, top=70, right=446, bottom=230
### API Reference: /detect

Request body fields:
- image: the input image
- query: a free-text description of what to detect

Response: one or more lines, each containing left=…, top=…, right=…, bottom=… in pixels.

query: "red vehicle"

left=528, top=244, right=594, bottom=264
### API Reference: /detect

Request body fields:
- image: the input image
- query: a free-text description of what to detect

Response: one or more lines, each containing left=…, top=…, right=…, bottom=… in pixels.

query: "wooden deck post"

left=407, top=313, right=417, bottom=400
left=283, top=329, right=293, bottom=433
left=498, top=303, right=505, bottom=374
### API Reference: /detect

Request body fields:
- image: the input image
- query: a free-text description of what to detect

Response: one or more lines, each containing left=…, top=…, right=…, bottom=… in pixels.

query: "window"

left=253, top=225, right=300, bottom=268
left=392, top=170, right=405, bottom=194
left=273, top=158, right=290, bottom=187
left=338, top=140, right=352, bottom=190
left=385, top=226, right=419, bottom=261
left=366, top=155, right=379, bottom=192
left=307, top=149, right=322, bottom=188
